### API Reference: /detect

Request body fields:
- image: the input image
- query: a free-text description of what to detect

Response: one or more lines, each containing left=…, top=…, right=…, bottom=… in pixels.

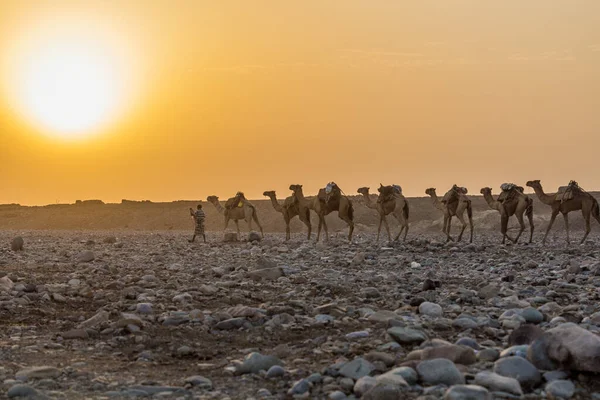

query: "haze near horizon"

left=1, top=1, right=599, bottom=206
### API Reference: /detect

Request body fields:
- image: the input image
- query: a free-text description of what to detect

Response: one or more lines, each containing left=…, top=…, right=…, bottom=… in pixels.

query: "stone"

left=247, top=267, right=283, bottom=281
left=443, top=384, right=491, bottom=400
left=369, top=310, right=399, bottom=323
left=494, top=356, right=541, bottom=390
left=136, top=303, right=153, bottom=314
left=184, top=375, right=212, bottom=389
left=421, top=345, right=476, bottom=365
left=288, top=379, right=310, bottom=395
left=452, top=318, right=478, bottom=330
left=416, top=358, right=465, bottom=386
left=235, top=353, right=283, bottom=375
left=329, top=391, right=347, bottom=400
left=363, top=383, right=405, bottom=400
left=346, top=330, right=369, bottom=340
left=520, top=308, right=544, bottom=324
left=61, top=329, right=89, bottom=340
left=508, top=324, right=544, bottom=346
left=76, top=251, right=95, bottom=263
left=78, top=310, right=109, bottom=329
left=223, top=232, right=238, bottom=242
left=338, top=357, right=376, bottom=380
left=455, top=337, right=480, bottom=350
left=265, top=365, right=285, bottom=378
left=215, top=318, right=246, bottom=330
left=248, top=231, right=262, bottom=242
left=11, top=237, right=24, bottom=251
left=375, top=372, right=409, bottom=388
left=545, top=380, right=575, bottom=399
left=500, top=345, right=529, bottom=359
left=478, top=284, right=500, bottom=299
left=543, top=370, right=569, bottom=382
left=477, top=348, right=500, bottom=362
left=388, top=367, right=418, bottom=385
left=527, top=323, right=600, bottom=373
left=354, top=376, right=377, bottom=397
left=15, top=366, right=61, bottom=381
left=474, top=371, right=523, bottom=396
left=0, top=276, right=14, bottom=292
left=387, top=327, right=428, bottom=345
left=7, top=384, right=47, bottom=399
left=419, top=302, right=443, bottom=317
left=103, top=236, right=117, bottom=244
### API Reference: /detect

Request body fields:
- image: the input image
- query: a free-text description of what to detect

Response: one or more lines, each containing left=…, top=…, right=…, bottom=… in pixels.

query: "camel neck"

left=532, top=185, right=555, bottom=205
left=361, top=192, right=377, bottom=209
left=267, top=195, right=283, bottom=213
left=483, top=192, right=501, bottom=211
left=429, top=192, right=444, bottom=211
left=212, top=201, right=225, bottom=214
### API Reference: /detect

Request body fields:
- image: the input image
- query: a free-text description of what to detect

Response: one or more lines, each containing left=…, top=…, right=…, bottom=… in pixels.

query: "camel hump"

left=556, top=181, right=582, bottom=203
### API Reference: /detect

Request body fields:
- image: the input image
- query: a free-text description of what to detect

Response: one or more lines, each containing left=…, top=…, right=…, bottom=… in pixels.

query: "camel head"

left=480, top=187, right=492, bottom=195
left=206, top=195, right=219, bottom=204
left=263, top=190, right=276, bottom=198
left=425, top=188, right=436, bottom=196
left=289, top=184, right=302, bottom=193
left=357, top=187, right=370, bottom=196
left=526, top=180, right=541, bottom=189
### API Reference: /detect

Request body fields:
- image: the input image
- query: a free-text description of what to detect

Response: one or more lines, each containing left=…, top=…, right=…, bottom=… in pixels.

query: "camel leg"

left=251, top=211, right=264, bottom=238
left=284, top=216, right=291, bottom=241
left=563, top=213, right=570, bottom=246
left=322, top=217, right=329, bottom=242
left=376, top=215, right=383, bottom=242
left=580, top=209, right=591, bottom=244
left=514, top=212, right=526, bottom=244
left=446, top=215, right=454, bottom=242
left=543, top=211, right=558, bottom=245
left=234, top=219, right=241, bottom=237
left=403, top=218, right=409, bottom=241
left=527, top=208, right=534, bottom=244
left=500, top=213, right=509, bottom=244
left=341, top=215, right=354, bottom=242
left=381, top=215, right=392, bottom=242
left=456, top=212, right=467, bottom=242
left=316, top=215, right=326, bottom=242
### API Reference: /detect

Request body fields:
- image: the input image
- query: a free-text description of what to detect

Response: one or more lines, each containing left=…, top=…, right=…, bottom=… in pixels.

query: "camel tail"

left=526, top=197, right=534, bottom=217
left=348, top=202, right=354, bottom=221
left=467, top=200, right=473, bottom=220
left=403, top=201, right=409, bottom=220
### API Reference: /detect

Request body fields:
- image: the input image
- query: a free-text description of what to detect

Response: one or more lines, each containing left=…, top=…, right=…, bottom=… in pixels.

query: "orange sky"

left=1, top=1, right=600, bottom=205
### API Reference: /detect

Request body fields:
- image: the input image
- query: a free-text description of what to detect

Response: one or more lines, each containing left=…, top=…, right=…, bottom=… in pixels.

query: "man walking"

left=189, top=204, right=206, bottom=243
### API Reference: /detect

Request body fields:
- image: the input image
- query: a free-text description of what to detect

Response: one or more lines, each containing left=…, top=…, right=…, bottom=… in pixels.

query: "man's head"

left=197, top=204, right=203, bottom=210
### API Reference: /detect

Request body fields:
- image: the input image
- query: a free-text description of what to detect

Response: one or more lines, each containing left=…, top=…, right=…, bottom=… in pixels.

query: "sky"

left=0, top=1, right=599, bottom=205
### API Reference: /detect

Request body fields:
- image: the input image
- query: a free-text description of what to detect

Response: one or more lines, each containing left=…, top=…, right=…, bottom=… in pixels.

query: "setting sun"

left=2, top=15, right=135, bottom=139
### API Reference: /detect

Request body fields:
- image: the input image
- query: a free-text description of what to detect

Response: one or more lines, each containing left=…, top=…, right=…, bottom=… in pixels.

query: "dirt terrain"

left=1, top=195, right=600, bottom=399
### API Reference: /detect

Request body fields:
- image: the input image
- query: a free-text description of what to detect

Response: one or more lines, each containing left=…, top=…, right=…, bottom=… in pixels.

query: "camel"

left=263, top=190, right=311, bottom=241
left=206, top=193, right=264, bottom=239
left=357, top=185, right=409, bottom=241
left=425, top=186, right=473, bottom=243
left=289, top=183, right=354, bottom=242
left=480, top=186, right=534, bottom=244
left=526, top=180, right=600, bottom=245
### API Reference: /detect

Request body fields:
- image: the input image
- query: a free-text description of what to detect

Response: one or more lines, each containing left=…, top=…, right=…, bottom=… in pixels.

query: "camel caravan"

left=204, top=180, right=600, bottom=245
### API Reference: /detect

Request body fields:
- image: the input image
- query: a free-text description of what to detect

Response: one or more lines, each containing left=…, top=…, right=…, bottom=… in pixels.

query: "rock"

left=0, top=276, right=14, bottom=292
left=215, top=318, right=246, bottom=330
left=248, top=231, right=262, bottom=242
left=474, top=371, right=523, bottom=396
left=422, top=278, right=438, bottom=291
left=61, top=329, right=89, bottom=340
left=235, top=353, right=283, bottom=375
left=329, top=390, right=347, bottom=400
left=177, top=346, right=193, bottom=356
left=7, top=384, right=47, bottom=399
left=247, top=267, right=283, bottom=281
left=76, top=251, right=95, bottom=263
left=346, top=330, right=370, bottom=340
left=387, top=367, right=418, bottom=385
left=478, top=284, right=499, bottom=299
left=184, top=375, right=212, bottom=389
left=443, top=385, right=491, bottom=400
left=136, top=303, right=153, bottom=314
left=103, top=236, right=117, bottom=244
left=364, top=351, right=395, bottom=367
left=544, top=370, right=569, bottom=382
left=78, top=310, right=109, bottom=329
left=527, top=323, right=600, bottom=373
left=369, top=310, right=399, bottom=323
left=508, top=324, right=544, bottom=346
left=288, top=379, right=310, bottom=395
left=421, top=345, right=476, bottom=365
left=477, top=348, right=500, bottom=362
left=494, top=356, right=541, bottom=390
left=452, top=318, right=478, bottom=330
left=500, top=345, right=529, bottom=359
left=455, top=337, right=480, bottom=350
left=15, top=366, right=61, bottom=381
left=363, top=383, right=405, bottom=400
left=520, top=308, right=544, bottom=324
left=223, top=232, right=238, bottom=242
left=419, top=302, right=443, bottom=317
left=354, top=376, right=377, bottom=397
left=416, top=358, right=465, bottom=386
left=362, top=287, right=381, bottom=298
left=11, top=237, right=24, bottom=251
left=173, top=292, right=192, bottom=303
left=375, top=372, right=409, bottom=388
left=338, top=357, right=376, bottom=380
left=387, top=327, right=428, bottom=345
left=545, top=380, right=575, bottom=399
left=266, top=365, right=285, bottom=378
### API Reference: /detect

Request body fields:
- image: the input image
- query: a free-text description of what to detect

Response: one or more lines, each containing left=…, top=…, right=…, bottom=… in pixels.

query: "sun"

left=2, top=16, right=136, bottom=140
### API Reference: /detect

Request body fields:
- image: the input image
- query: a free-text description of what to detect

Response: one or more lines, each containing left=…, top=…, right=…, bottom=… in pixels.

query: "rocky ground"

left=1, top=229, right=600, bottom=399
